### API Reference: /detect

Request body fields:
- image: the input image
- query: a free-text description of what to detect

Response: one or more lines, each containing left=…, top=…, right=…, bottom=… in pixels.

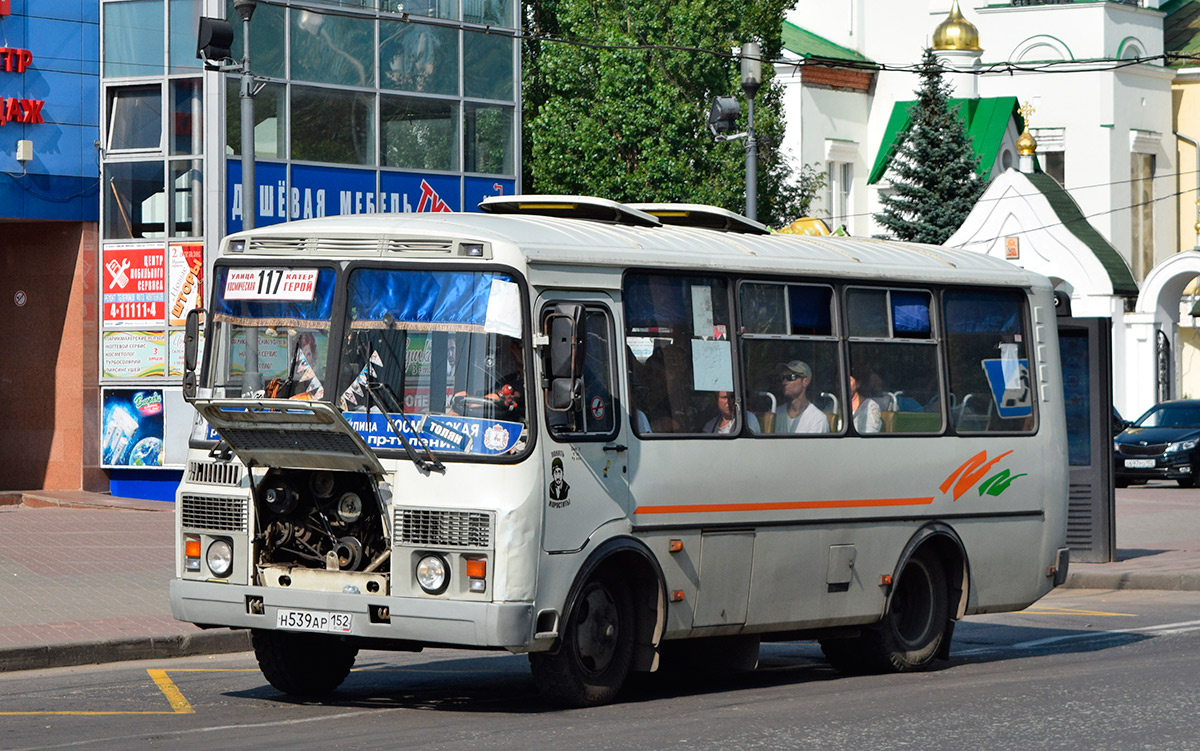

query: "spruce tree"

left=875, top=48, right=986, bottom=244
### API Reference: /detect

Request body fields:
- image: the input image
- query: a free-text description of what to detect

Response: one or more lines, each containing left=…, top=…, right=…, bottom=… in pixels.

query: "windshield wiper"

left=361, top=381, right=444, bottom=474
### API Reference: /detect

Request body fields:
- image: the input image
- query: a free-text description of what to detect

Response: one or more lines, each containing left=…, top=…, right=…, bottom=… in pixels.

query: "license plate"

left=1124, top=458, right=1156, bottom=469
left=276, top=609, right=352, bottom=633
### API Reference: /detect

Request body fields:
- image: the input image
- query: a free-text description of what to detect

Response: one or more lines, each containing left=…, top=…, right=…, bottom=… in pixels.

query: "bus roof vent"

left=385, top=238, right=455, bottom=254
left=478, top=195, right=661, bottom=228
left=627, top=203, right=772, bottom=235
left=312, top=238, right=385, bottom=255
left=246, top=237, right=308, bottom=255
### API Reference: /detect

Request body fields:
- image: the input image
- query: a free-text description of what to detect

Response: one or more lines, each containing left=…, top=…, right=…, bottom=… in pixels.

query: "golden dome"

left=1017, top=128, right=1037, bottom=157
left=933, top=1, right=981, bottom=52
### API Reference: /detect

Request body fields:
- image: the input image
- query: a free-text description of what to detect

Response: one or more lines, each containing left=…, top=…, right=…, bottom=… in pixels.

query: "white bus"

left=171, top=196, right=1069, bottom=707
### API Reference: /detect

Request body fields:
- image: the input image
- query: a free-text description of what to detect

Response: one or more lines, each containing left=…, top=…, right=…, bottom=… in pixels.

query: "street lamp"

left=707, top=42, right=762, bottom=221
left=741, top=41, right=761, bottom=222
left=197, top=0, right=258, bottom=231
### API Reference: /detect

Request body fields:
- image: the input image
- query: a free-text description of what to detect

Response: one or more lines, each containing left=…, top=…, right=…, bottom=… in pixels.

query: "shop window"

left=944, top=289, right=1036, bottom=434
left=464, top=31, right=514, bottom=101
left=105, top=161, right=165, bottom=239
left=464, top=0, right=514, bottom=26
left=104, top=0, right=164, bottom=78
left=465, top=103, right=513, bottom=175
left=169, top=0, right=205, bottom=72
left=226, top=80, right=285, bottom=159
left=380, top=21, right=459, bottom=96
left=169, top=160, right=203, bottom=238
left=291, top=86, right=375, bottom=166
left=625, top=274, right=734, bottom=435
left=291, top=10, right=376, bottom=88
left=170, top=79, right=202, bottom=156
left=381, top=96, right=459, bottom=171
left=224, top=0, right=286, bottom=78
left=846, top=288, right=942, bottom=435
left=740, top=282, right=842, bottom=435
left=107, top=86, right=163, bottom=152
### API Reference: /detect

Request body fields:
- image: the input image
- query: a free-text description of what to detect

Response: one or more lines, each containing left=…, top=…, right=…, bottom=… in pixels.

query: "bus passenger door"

left=539, top=297, right=630, bottom=553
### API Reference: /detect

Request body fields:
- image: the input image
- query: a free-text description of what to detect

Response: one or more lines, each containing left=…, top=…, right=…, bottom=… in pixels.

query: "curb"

left=0, top=630, right=252, bottom=673
left=1061, top=568, right=1200, bottom=592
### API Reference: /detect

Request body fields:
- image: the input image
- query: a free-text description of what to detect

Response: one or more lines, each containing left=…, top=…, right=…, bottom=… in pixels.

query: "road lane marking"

left=1023, top=606, right=1138, bottom=617
left=147, top=669, right=194, bottom=714
left=956, top=617, right=1200, bottom=656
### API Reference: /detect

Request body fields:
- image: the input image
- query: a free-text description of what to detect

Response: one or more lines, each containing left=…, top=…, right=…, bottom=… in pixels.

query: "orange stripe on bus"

left=633, top=497, right=936, bottom=515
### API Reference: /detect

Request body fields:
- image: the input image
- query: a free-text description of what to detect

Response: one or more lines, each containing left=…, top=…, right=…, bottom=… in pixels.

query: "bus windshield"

left=335, top=267, right=528, bottom=457
left=207, top=265, right=337, bottom=400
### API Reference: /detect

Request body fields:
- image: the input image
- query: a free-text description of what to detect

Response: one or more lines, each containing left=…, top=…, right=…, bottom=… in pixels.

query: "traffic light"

left=708, top=96, right=740, bottom=136
left=197, top=17, right=235, bottom=64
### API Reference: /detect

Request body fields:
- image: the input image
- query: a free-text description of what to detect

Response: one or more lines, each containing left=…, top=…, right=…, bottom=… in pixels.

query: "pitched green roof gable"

left=868, top=96, right=1022, bottom=185
left=1163, top=0, right=1200, bottom=67
left=781, top=21, right=873, bottom=64
left=1026, top=172, right=1138, bottom=298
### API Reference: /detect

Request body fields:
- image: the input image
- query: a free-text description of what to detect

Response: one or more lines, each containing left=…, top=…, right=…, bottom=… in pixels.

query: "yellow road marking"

left=1024, top=606, right=1138, bottom=617
left=0, top=669, right=198, bottom=716
left=147, top=669, right=194, bottom=714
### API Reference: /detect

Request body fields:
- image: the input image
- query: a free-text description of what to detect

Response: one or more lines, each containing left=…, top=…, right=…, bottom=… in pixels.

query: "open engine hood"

left=193, top=398, right=386, bottom=475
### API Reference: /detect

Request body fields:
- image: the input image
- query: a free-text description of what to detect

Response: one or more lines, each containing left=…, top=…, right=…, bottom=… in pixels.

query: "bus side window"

left=545, top=307, right=618, bottom=439
left=943, top=289, right=1037, bottom=434
left=739, top=281, right=842, bottom=436
left=846, top=287, right=942, bottom=435
left=624, top=274, right=733, bottom=435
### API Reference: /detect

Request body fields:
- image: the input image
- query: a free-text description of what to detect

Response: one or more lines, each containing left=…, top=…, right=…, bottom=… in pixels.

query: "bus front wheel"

left=251, top=629, right=358, bottom=696
left=821, top=550, right=949, bottom=674
left=529, top=576, right=634, bottom=707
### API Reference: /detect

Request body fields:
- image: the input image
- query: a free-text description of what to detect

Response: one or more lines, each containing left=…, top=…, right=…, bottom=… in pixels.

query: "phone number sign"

left=103, top=244, right=166, bottom=328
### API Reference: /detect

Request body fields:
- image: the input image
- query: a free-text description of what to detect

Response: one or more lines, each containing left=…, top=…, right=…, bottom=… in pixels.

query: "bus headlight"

left=416, top=554, right=449, bottom=594
left=206, top=539, right=233, bottom=578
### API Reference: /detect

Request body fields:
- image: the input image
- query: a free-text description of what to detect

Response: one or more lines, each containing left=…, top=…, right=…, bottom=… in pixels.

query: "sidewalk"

left=0, top=483, right=1197, bottom=674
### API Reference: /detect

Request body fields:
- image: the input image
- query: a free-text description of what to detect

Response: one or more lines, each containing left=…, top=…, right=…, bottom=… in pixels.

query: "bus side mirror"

left=183, top=308, right=202, bottom=401
left=543, top=304, right=584, bottom=412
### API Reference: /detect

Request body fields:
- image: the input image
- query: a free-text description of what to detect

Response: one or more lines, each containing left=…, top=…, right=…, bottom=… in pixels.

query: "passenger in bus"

left=703, top=391, right=760, bottom=434
left=850, top=368, right=883, bottom=434
left=772, top=360, right=830, bottom=434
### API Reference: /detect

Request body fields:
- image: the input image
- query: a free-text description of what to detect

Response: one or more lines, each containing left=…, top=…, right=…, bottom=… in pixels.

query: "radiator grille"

left=395, top=509, right=491, bottom=548
left=181, top=494, right=249, bottom=532
left=1116, top=443, right=1167, bottom=457
left=187, top=460, right=243, bottom=486
left=221, top=428, right=362, bottom=454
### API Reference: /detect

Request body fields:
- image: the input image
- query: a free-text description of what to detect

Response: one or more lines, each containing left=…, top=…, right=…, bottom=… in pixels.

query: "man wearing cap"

left=773, top=360, right=830, bottom=434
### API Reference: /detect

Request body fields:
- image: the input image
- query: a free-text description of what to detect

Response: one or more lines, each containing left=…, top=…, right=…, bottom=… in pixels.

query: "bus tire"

left=863, top=550, right=949, bottom=672
left=529, top=576, right=635, bottom=707
left=251, top=629, right=358, bottom=696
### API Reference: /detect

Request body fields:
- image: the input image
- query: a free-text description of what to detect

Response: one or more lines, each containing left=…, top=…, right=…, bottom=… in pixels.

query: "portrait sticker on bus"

left=224, top=268, right=319, bottom=301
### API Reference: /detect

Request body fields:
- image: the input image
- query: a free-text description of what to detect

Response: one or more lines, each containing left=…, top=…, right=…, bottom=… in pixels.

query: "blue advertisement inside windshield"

left=342, top=412, right=523, bottom=456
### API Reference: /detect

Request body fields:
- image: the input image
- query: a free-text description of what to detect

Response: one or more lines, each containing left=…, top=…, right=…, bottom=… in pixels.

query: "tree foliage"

left=522, top=0, right=821, bottom=227
left=874, top=48, right=986, bottom=244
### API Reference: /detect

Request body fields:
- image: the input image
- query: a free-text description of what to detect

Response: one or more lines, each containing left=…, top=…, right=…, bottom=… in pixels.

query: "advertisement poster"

left=168, top=242, right=204, bottom=326
left=168, top=329, right=199, bottom=377
left=102, top=331, right=167, bottom=378
left=101, top=389, right=166, bottom=467
left=103, top=243, right=166, bottom=329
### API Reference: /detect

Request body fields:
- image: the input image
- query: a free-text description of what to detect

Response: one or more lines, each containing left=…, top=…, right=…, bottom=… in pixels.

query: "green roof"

left=1163, top=0, right=1200, bottom=67
left=868, top=97, right=1022, bottom=185
left=1026, top=172, right=1139, bottom=298
left=781, top=21, right=873, bottom=64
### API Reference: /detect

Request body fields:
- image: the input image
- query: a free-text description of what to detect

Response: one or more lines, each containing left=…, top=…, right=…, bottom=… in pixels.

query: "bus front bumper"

left=169, top=579, right=534, bottom=650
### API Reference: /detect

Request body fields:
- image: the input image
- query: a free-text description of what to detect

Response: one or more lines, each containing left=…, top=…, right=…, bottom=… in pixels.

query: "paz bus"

left=171, top=196, right=1069, bottom=707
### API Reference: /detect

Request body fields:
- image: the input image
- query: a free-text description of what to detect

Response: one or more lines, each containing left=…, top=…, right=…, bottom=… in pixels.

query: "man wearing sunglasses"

left=773, top=360, right=830, bottom=434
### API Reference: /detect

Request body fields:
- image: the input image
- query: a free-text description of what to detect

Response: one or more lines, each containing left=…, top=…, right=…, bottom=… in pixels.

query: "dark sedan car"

left=1114, top=399, right=1200, bottom=487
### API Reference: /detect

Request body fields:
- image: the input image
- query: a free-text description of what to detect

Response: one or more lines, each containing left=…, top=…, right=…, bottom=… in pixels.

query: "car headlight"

left=1167, top=438, right=1199, bottom=454
left=206, top=539, right=233, bottom=578
left=1114, top=440, right=1121, bottom=452
left=416, top=554, right=449, bottom=594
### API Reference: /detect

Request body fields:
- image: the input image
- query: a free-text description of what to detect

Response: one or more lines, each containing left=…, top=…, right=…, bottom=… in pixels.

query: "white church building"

left=777, top=0, right=1200, bottom=418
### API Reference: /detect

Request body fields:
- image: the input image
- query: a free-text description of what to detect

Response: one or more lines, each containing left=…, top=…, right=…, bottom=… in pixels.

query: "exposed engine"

left=253, top=469, right=388, bottom=574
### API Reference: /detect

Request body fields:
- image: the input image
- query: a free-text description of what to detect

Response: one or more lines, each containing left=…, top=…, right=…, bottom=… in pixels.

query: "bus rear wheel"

left=529, top=576, right=634, bottom=707
left=820, top=550, right=949, bottom=674
left=251, top=629, right=358, bottom=696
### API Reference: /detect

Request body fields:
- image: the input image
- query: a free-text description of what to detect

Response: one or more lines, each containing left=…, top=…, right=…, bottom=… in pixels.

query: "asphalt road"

left=3, top=588, right=1199, bottom=751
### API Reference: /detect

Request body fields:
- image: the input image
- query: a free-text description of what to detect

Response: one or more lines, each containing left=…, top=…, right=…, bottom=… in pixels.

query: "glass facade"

left=97, top=0, right=520, bottom=480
